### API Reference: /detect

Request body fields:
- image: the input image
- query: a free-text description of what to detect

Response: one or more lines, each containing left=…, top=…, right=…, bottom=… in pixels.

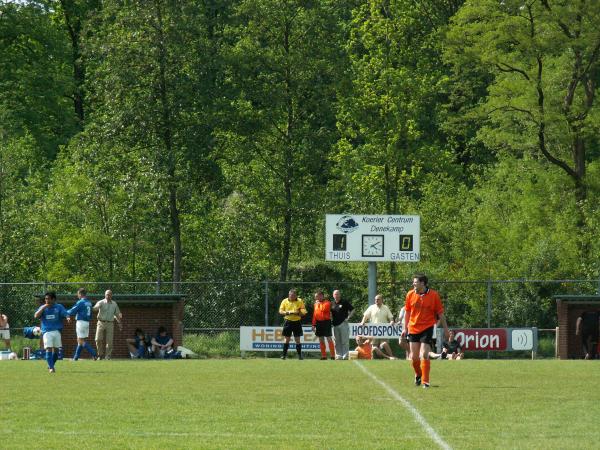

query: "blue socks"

left=84, top=342, right=97, bottom=357
left=73, top=342, right=97, bottom=360
left=46, top=350, right=55, bottom=370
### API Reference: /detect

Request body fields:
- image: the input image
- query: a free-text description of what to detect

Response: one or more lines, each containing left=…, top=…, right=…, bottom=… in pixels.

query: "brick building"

left=555, top=295, right=600, bottom=359
left=35, top=293, right=185, bottom=359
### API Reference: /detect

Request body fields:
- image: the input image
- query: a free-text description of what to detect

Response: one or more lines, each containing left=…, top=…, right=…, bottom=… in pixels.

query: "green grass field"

left=2, top=358, right=599, bottom=449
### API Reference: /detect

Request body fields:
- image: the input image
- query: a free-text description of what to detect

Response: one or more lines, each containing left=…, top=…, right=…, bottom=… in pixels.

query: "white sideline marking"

left=354, top=361, right=452, bottom=450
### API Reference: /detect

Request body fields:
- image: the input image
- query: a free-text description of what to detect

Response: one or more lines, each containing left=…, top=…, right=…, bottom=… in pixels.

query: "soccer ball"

left=32, top=326, right=42, bottom=337
left=8, top=352, right=17, bottom=360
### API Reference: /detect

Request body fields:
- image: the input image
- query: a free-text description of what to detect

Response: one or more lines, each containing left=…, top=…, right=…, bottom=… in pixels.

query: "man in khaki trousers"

left=93, top=290, right=123, bottom=359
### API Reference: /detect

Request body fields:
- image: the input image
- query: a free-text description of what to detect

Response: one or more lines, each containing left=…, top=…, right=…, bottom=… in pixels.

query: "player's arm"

left=66, top=301, right=79, bottom=318
left=575, top=317, right=582, bottom=335
left=299, top=301, right=307, bottom=317
left=346, top=305, right=354, bottom=321
left=438, top=313, right=449, bottom=341
left=359, top=310, right=369, bottom=326
left=402, top=308, right=410, bottom=337
left=34, top=304, right=47, bottom=319
left=92, top=300, right=102, bottom=311
left=279, top=301, right=288, bottom=317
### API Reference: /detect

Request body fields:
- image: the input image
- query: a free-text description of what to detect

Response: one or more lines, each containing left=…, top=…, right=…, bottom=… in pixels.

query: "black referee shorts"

left=282, top=320, right=303, bottom=338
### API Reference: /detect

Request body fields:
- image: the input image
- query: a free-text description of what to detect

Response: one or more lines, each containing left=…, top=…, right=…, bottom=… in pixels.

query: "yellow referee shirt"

left=279, top=298, right=307, bottom=322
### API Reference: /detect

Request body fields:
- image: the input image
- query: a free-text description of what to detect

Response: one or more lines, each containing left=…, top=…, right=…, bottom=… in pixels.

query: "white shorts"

left=76, top=320, right=90, bottom=339
left=43, top=330, right=62, bottom=349
left=0, top=327, right=9, bottom=340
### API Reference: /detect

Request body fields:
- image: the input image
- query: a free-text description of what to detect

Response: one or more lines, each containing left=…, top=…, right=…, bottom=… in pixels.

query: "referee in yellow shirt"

left=279, top=289, right=307, bottom=360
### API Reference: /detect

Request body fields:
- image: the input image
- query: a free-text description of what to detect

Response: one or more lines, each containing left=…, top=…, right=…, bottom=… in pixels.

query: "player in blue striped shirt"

left=67, top=288, right=98, bottom=361
left=34, top=291, right=69, bottom=373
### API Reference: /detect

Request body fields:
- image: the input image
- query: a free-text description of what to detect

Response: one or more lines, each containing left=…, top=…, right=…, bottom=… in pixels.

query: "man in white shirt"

left=359, top=294, right=395, bottom=359
left=93, top=290, right=123, bottom=360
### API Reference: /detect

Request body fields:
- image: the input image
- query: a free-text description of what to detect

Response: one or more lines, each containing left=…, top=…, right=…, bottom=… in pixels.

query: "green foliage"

left=3, top=1, right=600, bottom=332
left=183, top=332, right=240, bottom=358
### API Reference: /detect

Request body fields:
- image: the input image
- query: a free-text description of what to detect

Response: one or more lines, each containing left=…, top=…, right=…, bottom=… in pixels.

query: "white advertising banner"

left=240, top=323, right=403, bottom=352
left=240, top=326, right=321, bottom=352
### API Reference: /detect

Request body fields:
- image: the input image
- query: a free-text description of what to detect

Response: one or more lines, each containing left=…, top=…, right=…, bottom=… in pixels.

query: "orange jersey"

left=405, top=288, right=443, bottom=334
left=312, top=300, right=332, bottom=325
left=357, top=342, right=372, bottom=359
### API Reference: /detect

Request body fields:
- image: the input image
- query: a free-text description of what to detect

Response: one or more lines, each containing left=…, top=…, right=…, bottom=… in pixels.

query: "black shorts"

left=315, top=320, right=332, bottom=337
left=282, top=320, right=303, bottom=338
left=408, top=326, right=434, bottom=346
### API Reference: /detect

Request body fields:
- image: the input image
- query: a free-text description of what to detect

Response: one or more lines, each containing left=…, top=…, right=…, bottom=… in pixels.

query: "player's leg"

left=293, top=323, right=303, bottom=359
left=105, top=322, right=114, bottom=359
left=43, top=331, right=54, bottom=372
left=419, top=327, right=434, bottom=388
left=582, top=333, right=591, bottom=359
left=409, top=340, right=422, bottom=385
left=126, top=338, right=137, bottom=356
left=315, top=332, right=327, bottom=360
left=327, top=336, right=335, bottom=359
left=73, top=337, right=84, bottom=360
left=45, top=330, right=61, bottom=373
left=333, top=324, right=342, bottom=359
left=281, top=321, right=292, bottom=359
left=95, top=322, right=105, bottom=359
left=78, top=320, right=96, bottom=358
left=380, top=340, right=394, bottom=358
left=339, top=322, right=350, bottom=359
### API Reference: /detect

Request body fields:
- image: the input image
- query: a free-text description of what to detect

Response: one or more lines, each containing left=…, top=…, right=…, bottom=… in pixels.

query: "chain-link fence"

left=1, top=279, right=598, bottom=331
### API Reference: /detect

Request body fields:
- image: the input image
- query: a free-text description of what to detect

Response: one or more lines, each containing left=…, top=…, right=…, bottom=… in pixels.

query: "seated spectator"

left=430, top=330, right=464, bottom=360
left=355, top=336, right=396, bottom=360
left=151, top=326, right=174, bottom=358
left=0, top=311, right=11, bottom=351
left=126, top=328, right=148, bottom=359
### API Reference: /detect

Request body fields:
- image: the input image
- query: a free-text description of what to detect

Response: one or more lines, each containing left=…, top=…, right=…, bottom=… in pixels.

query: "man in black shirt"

left=441, top=330, right=464, bottom=360
left=576, top=311, right=599, bottom=359
left=331, top=290, right=354, bottom=360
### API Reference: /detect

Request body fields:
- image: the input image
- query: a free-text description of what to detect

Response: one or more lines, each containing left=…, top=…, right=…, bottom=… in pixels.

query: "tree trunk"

left=59, top=0, right=86, bottom=126
left=153, top=0, right=182, bottom=291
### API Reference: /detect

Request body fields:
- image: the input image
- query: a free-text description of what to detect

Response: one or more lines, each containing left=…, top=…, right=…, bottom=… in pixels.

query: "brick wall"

left=556, top=299, right=600, bottom=359
left=44, top=294, right=184, bottom=360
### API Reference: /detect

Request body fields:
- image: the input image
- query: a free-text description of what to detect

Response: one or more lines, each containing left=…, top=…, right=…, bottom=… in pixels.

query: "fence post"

left=486, top=280, right=492, bottom=360
left=486, top=280, right=492, bottom=328
left=264, top=280, right=269, bottom=326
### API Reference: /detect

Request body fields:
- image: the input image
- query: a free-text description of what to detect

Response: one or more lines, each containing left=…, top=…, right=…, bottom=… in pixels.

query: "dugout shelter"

left=34, top=293, right=185, bottom=359
left=554, top=295, right=600, bottom=359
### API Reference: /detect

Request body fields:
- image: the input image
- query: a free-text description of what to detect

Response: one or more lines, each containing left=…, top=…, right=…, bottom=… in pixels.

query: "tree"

left=334, top=0, right=462, bottom=292
left=219, top=0, right=347, bottom=287
left=446, top=0, right=600, bottom=253
left=0, top=1, right=78, bottom=159
left=82, top=0, right=224, bottom=287
left=55, top=0, right=101, bottom=126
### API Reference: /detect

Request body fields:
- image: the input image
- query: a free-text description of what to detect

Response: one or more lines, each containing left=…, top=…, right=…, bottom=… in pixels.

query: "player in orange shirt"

left=312, top=290, right=335, bottom=360
left=400, top=273, right=449, bottom=388
left=355, top=336, right=372, bottom=359
left=354, top=336, right=396, bottom=360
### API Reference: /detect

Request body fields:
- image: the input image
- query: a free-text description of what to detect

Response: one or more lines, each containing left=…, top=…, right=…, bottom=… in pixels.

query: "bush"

left=183, top=332, right=240, bottom=358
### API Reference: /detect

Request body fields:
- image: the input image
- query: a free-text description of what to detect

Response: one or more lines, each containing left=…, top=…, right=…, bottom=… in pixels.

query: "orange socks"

left=328, top=340, right=335, bottom=358
left=421, top=359, right=431, bottom=384
left=319, top=341, right=327, bottom=358
left=412, top=359, right=422, bottom=377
